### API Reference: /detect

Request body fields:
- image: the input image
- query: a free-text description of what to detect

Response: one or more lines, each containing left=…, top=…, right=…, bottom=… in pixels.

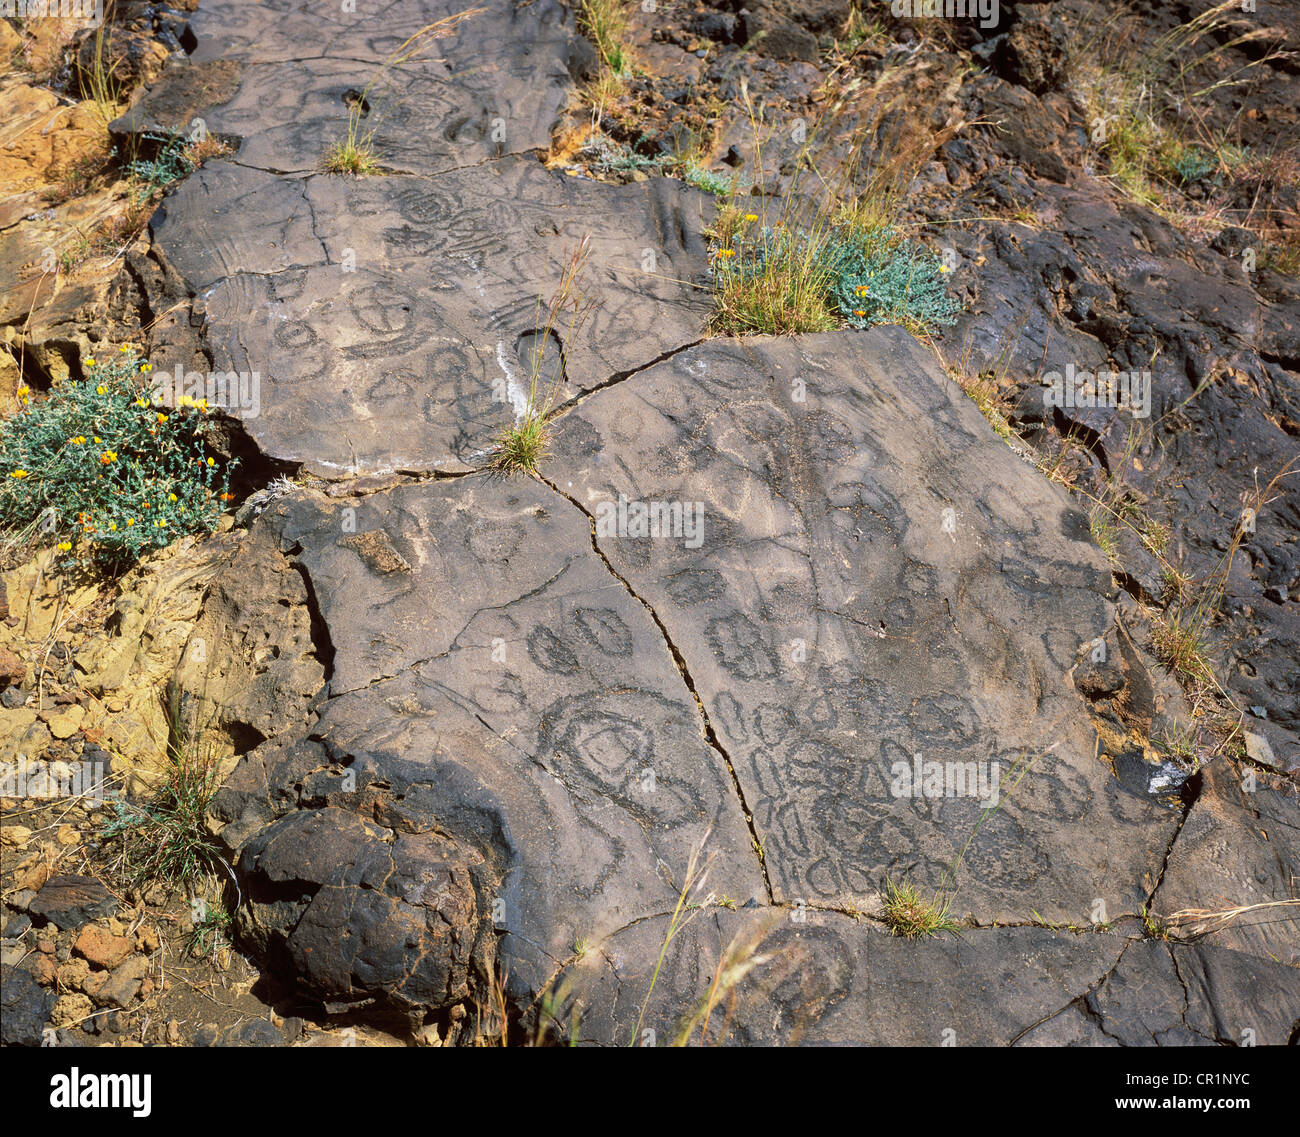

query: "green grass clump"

left=100, top=739, right=226, bottom=892
left=880, top=878, right=959, bottom=939
left=709, top=224, right=843, bottom=336
left=1, top=346, right=234, bottom=568
left=322, top=138, right=379, bottom=176
left=494, top=410, right=552, bottom=477
left=491, top=237, right=597, bottom=477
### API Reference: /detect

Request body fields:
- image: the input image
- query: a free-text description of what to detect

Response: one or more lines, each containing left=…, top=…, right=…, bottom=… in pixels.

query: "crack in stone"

left=550, top=336, right=709, bottom=419
left=534, top=472, right=776, bottom=904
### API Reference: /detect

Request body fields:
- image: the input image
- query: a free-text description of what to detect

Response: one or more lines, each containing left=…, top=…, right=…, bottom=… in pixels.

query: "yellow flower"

left=16, top=386, right=28, bottom=397
left=136, top=397, right=148, bottom=407
left=119, top=345, right=131, bottom=353
left=853, top=309, right=867, bottom=317
left=57, top=541, right=72, bottom=552
left=938, top=264, right=950, bottom=274
left=93, top=436, right=101, bottom=443
left=156, top=413, right=169, bottom=423
left=140, top=363, right=153, bottom=373
left=168, top=493, right=178, bottom=501
left=71, top=436, right=86, bottom=445
left=86, top=358, right=96, bottom=367
left=99, top=451, right=117, bottom=464
left=744, top=213, right=758, bottom=222
left=126, top=518, right=135, bottom=526
left=179, top=395, right=193, bottom=408
left=9, top=469, right=29, bottom=478
left=206, top=457, right=215, bottom=466
left=96, top=385, right=106, bottom=395
left=109, top=522, right=117, bottom=531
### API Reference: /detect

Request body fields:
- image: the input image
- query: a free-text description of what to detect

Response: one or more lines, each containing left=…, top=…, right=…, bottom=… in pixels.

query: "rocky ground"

left=2, top=0, right=1298, bottom=1047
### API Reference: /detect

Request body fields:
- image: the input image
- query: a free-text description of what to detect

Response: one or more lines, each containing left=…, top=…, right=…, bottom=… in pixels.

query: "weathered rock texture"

left=83, top=0, right=1300, bottom=1043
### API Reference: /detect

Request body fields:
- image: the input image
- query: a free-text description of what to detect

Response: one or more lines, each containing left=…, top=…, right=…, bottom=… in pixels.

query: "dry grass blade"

left=1159, top=900, right=1300, bottom=941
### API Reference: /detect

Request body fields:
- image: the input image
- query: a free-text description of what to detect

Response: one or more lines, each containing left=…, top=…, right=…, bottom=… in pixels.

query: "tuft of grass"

left=1141, top=904, right=1172, bottom=941
left=322, top=138, right=379, bottom=176
left=99, top=686, right=230, bottom=893
left=709, top=222, right=843, bottom=337
left=577, top=0, right=633, bottom=77
left=705, top=74, right=964, bottom=337
left=1073, top=1, right=1285, bottom=209
left=76, top=19, right=128, bottom=129
left=880, top=878, right=958, bottom=940
left=492, top=236, right=598, bottom=476
left=322, top=10, right=481, bottom=175
left=1089, top=503, right=1121, bottom=563
left=1150, top=610, right=1212, bottom=683
left=882, top=747, right=1046, bottom=940
left=185, top=898, right=234, bottom=960
left=1155, top=723, right=1200, bottom=770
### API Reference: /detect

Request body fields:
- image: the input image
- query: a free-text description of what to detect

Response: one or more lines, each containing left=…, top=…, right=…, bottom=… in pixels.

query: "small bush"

left=682, top=162, right=733, bottom=198
left=127, top=131, right=200, bottom=199
left=831, top=238, right=961, bottom=334
left=1, top=346, right=235, bottom=568
left=710, top=220, right=961, bottom=337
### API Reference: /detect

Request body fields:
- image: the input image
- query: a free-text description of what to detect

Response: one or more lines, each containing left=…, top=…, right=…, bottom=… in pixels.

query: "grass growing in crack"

left=321, top=9, right=481, bottom=175
left=880, top=879, right=959, bottom=940
left=882, top=746, right=1045, bottom=940
left=491, top=236, right=599, bottom=477
left=1088, top=503, right=1122, bottom=564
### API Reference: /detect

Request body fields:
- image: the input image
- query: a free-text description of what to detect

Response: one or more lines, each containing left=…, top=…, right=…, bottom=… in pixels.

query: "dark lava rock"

left=1, top=965, right=54, bottom=1047
left=740, top=5, right=819, bottom=62
left=691, top=11, right=739, bottom=43
left=1086, top=939, right=1300, bottom=1046
left=234, top=807, right=484, bottom=1020
left=129, top=0, right=1300, bottom=1045
left=27, top=874, right=119, bottom=931
left=993, top=5, right=1068, bottom=93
